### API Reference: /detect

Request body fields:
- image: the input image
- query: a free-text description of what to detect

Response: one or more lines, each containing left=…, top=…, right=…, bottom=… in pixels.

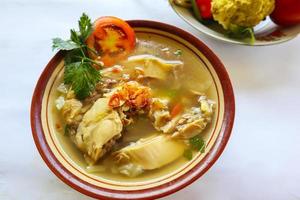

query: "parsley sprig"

left=183, top=135, right=206, bottom=160
left=52, top=13, right=101, bottom=100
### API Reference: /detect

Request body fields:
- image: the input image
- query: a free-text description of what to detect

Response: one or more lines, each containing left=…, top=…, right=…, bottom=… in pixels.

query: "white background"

left=1, top=0, right=300, bottom=199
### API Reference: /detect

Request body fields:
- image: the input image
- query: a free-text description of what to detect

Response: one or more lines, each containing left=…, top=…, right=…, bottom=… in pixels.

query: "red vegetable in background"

left=192, top=0, right=212, bottom=20
left=196, top=0, right=212, bottom=19
left=270, top=0, right=300, bottom=26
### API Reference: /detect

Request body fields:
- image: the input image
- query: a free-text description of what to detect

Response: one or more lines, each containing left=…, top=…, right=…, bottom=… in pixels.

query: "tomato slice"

left=86, top=16, right=136, bottom=67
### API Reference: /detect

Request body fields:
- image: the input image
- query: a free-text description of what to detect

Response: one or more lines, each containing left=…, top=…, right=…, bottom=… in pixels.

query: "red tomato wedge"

left=270, top=0, right=300, bottom=26
left=195, top=0, right=212, bottom=19
left=86, top=16, right=136, bottom=67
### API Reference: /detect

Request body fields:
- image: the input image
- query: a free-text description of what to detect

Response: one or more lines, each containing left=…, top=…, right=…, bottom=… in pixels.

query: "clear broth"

left=52, top=32, right=218, bottom=182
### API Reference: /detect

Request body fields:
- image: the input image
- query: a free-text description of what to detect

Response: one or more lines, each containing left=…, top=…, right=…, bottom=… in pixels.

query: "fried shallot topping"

left=108, top=81, right=152, bottom=112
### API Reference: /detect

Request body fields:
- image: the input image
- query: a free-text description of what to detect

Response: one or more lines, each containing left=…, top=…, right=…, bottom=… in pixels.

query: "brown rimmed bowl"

left=31, top=20, right=235, bottom=200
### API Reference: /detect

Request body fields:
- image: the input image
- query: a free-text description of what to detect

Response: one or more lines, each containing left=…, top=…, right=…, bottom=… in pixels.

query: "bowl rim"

left=31, top=20, right=235, bottom=200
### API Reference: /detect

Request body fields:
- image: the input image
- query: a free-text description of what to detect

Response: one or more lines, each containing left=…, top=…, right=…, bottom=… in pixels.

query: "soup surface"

left=52, top=32, right=218, bottom=181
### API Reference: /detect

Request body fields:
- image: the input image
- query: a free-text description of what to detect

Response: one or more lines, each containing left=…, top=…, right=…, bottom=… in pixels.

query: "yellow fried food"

left=211, top=0, right=275, bottom=29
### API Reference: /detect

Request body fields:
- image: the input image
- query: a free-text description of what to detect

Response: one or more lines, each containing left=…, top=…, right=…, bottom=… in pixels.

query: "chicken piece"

left=152, top=110, right=170, bottom=129
left=172, top=112, right=208, bottom=139
left=61, top=99, right=83, bottom=125
left=116, top=108, right=134, bottom=126
left=160, top=115, right=181, bottom=134
left=199, top=96, right=215, bottom=117
left=171, top=96, right=215, bottom=139
left=148, top=98, right=171, bottom=131
left=101, top=55, right=183, bottom=81
left=74, top=98, right=123, bottom=165
left=149, top=95, right=215, bottom=138
left=100, top=65, right=125, bottom=81
left=125, top=54, right=183, bottom=80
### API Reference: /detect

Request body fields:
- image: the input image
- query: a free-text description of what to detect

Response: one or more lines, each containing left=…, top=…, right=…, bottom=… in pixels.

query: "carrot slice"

left=171, top=103, right=183, bottom=118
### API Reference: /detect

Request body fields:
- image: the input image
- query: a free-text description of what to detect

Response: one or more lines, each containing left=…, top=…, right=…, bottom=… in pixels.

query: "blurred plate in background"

left=169, top=0, right=300, bottom=46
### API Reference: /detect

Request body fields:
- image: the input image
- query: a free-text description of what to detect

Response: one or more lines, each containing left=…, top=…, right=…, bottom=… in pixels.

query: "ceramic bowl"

left=31, top=20, right=235, bottom=200
left=169, top=0, right=300, bottom=46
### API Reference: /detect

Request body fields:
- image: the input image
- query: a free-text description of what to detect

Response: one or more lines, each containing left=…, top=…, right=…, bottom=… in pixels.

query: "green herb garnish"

left=52, top=13, right=93, bottom=51
left=174, top=49, right=182, bottom=56
left=227, top=24, right=255, bottom=45
left=78, top=13, right=93, bottom=41
left=183, top=135, right=206, bottom=160
left=189, top=135, right=205, bottom=153
left=52, top=38, right=79, bottom=51
left=52, top=13, right=101, bottom=100
left=64, top=62, right=100, bottom=100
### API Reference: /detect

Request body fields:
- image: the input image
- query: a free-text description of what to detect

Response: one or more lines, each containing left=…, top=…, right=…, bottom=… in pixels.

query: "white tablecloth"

left=1, top=0, right=299, bottom=199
